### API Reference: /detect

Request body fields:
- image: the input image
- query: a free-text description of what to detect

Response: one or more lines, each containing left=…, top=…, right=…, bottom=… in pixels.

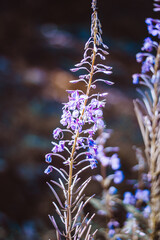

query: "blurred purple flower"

left=114, top=170, right=124, bottom=184
left=132, top=74, right=139, bottom=84
left=109, top=186, right=118, bottom=195
left=110, top=154, right=121, bottom=170
left=143, top=205, right=151, bottom=218
left=108, top=229, right=115, bottom=237
left=135, top=189, right=150, bottom=203
left=123, top=192, right=136, bottom=205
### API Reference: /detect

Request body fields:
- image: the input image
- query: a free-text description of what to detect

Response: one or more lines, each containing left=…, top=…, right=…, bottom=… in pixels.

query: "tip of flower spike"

left=91, top=0, right=97, bottom=11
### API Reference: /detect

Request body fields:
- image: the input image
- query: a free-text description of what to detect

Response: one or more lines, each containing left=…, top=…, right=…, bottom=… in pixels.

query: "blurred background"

left=0, top=0, right=155, bottom=239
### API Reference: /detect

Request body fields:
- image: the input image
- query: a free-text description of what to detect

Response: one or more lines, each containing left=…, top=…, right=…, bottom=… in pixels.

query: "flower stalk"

left=133, top=1, right=160, bottom=239
left=66, top=10, right=97, bottom=239
left=45, top=1, right=113, bottom=239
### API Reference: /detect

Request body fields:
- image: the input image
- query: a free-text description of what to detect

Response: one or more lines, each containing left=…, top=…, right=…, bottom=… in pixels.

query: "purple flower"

left=135, top=189, right=150, bottom=203
left=88, top=139, right=96, bottom=147
left=108, top=220, right=119, bottom=229
left=93, top=174, right=103, bottom=182
left=60, top=110, right=72, bottom=127
left=114, top=170, right=124, bottom=184
left=143, top=205, right=151, bottom=218
left=108, top=229, right=115, bottom=237
left=53, top=128, right=63, bottom=140
left=45, top=154, right=52, bottom=163
left=132, top=74, right=139, bottom=84
left=141, top=55, right=154, bottom=73
left=97, top=210, right=107, bottom=216
left=145, top=18, right=160, bottom=38
left=110, top=154, right=121, bottom=170
left=72, top=110, right=79, bottom=118
left=123, top=192, right=136, bottom=205
left=109, top=186, right=118, bottom=195
left=126, top=212, right=133, bottom=219
left=44, top=166, right=53, bottom=174
left=142, top=37, right=153, bottom=52
left=97, top=145, right=109, bottom=167
left=90, top=159, right=98, bottom=169
left=52, top=141, right=65, bottom=153
left=136, top=53, right=143, bottom=62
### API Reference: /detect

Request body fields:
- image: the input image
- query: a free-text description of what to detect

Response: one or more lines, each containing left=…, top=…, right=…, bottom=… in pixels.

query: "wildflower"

left=93, top=174, right=103, bottom=182
left=143, top=205, right=151, bottom=218
left=132, top=74, right=139, bottom=84
left=44, top=1, right=114, bottom=238
left=114, top=170, right=124, bottom=184
left=44, top=166, right=53, bottom=175
left=126, top=212, right=133, bottom=219
left=135, top=189, right=150, bottom=203
left=109, top=186, right=118, bottom=195
left=107, top=220, right=119, bottom=238
left=133, top=1, right=160, bottom=237
left=108, top=229, right=115, bottom=238
left=123, top=192, right=136, bottom=205
left=141, top=37, right=153, bottom=52
left=52, top=141, right=65, bottom=153
left=145, top=18, right=160, bottom=37
left=53, top=128, right=63, bottom=140
left=45, top=154, right=52, bottom=163
left=110, top=154, right=121, bottom=170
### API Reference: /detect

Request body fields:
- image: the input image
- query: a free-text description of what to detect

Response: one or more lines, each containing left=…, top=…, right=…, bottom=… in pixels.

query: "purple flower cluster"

left=123, top=192, right=136, bottom=205
left=123, top=189, right=150, bottom=205
left=95, top=130, right=124, bottom=184
left=133, top=0, right=160, bottom=84
left=123, top=188, right=150, bottom=219
left=107, top=220, right=119, bottom=238
left=145, top=18, right=160, bottom=38
left=135, top=189, right=150, bottom=203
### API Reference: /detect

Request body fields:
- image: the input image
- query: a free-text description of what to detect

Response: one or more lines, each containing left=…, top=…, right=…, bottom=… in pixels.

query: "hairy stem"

left=66, top=10, right=98, bottom=240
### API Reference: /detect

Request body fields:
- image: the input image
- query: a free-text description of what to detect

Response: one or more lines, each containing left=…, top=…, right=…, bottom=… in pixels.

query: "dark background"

left=0, top=0, right=155, bottom=239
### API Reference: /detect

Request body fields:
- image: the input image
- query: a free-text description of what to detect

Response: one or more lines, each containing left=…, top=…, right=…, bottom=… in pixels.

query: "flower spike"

left=133, top=0, right=160, bottom=239
left=45, top=1, right=114, bottom=239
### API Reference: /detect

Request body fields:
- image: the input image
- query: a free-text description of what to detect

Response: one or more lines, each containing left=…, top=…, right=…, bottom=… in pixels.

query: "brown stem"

left=66, top=10, right=98, bottom=240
